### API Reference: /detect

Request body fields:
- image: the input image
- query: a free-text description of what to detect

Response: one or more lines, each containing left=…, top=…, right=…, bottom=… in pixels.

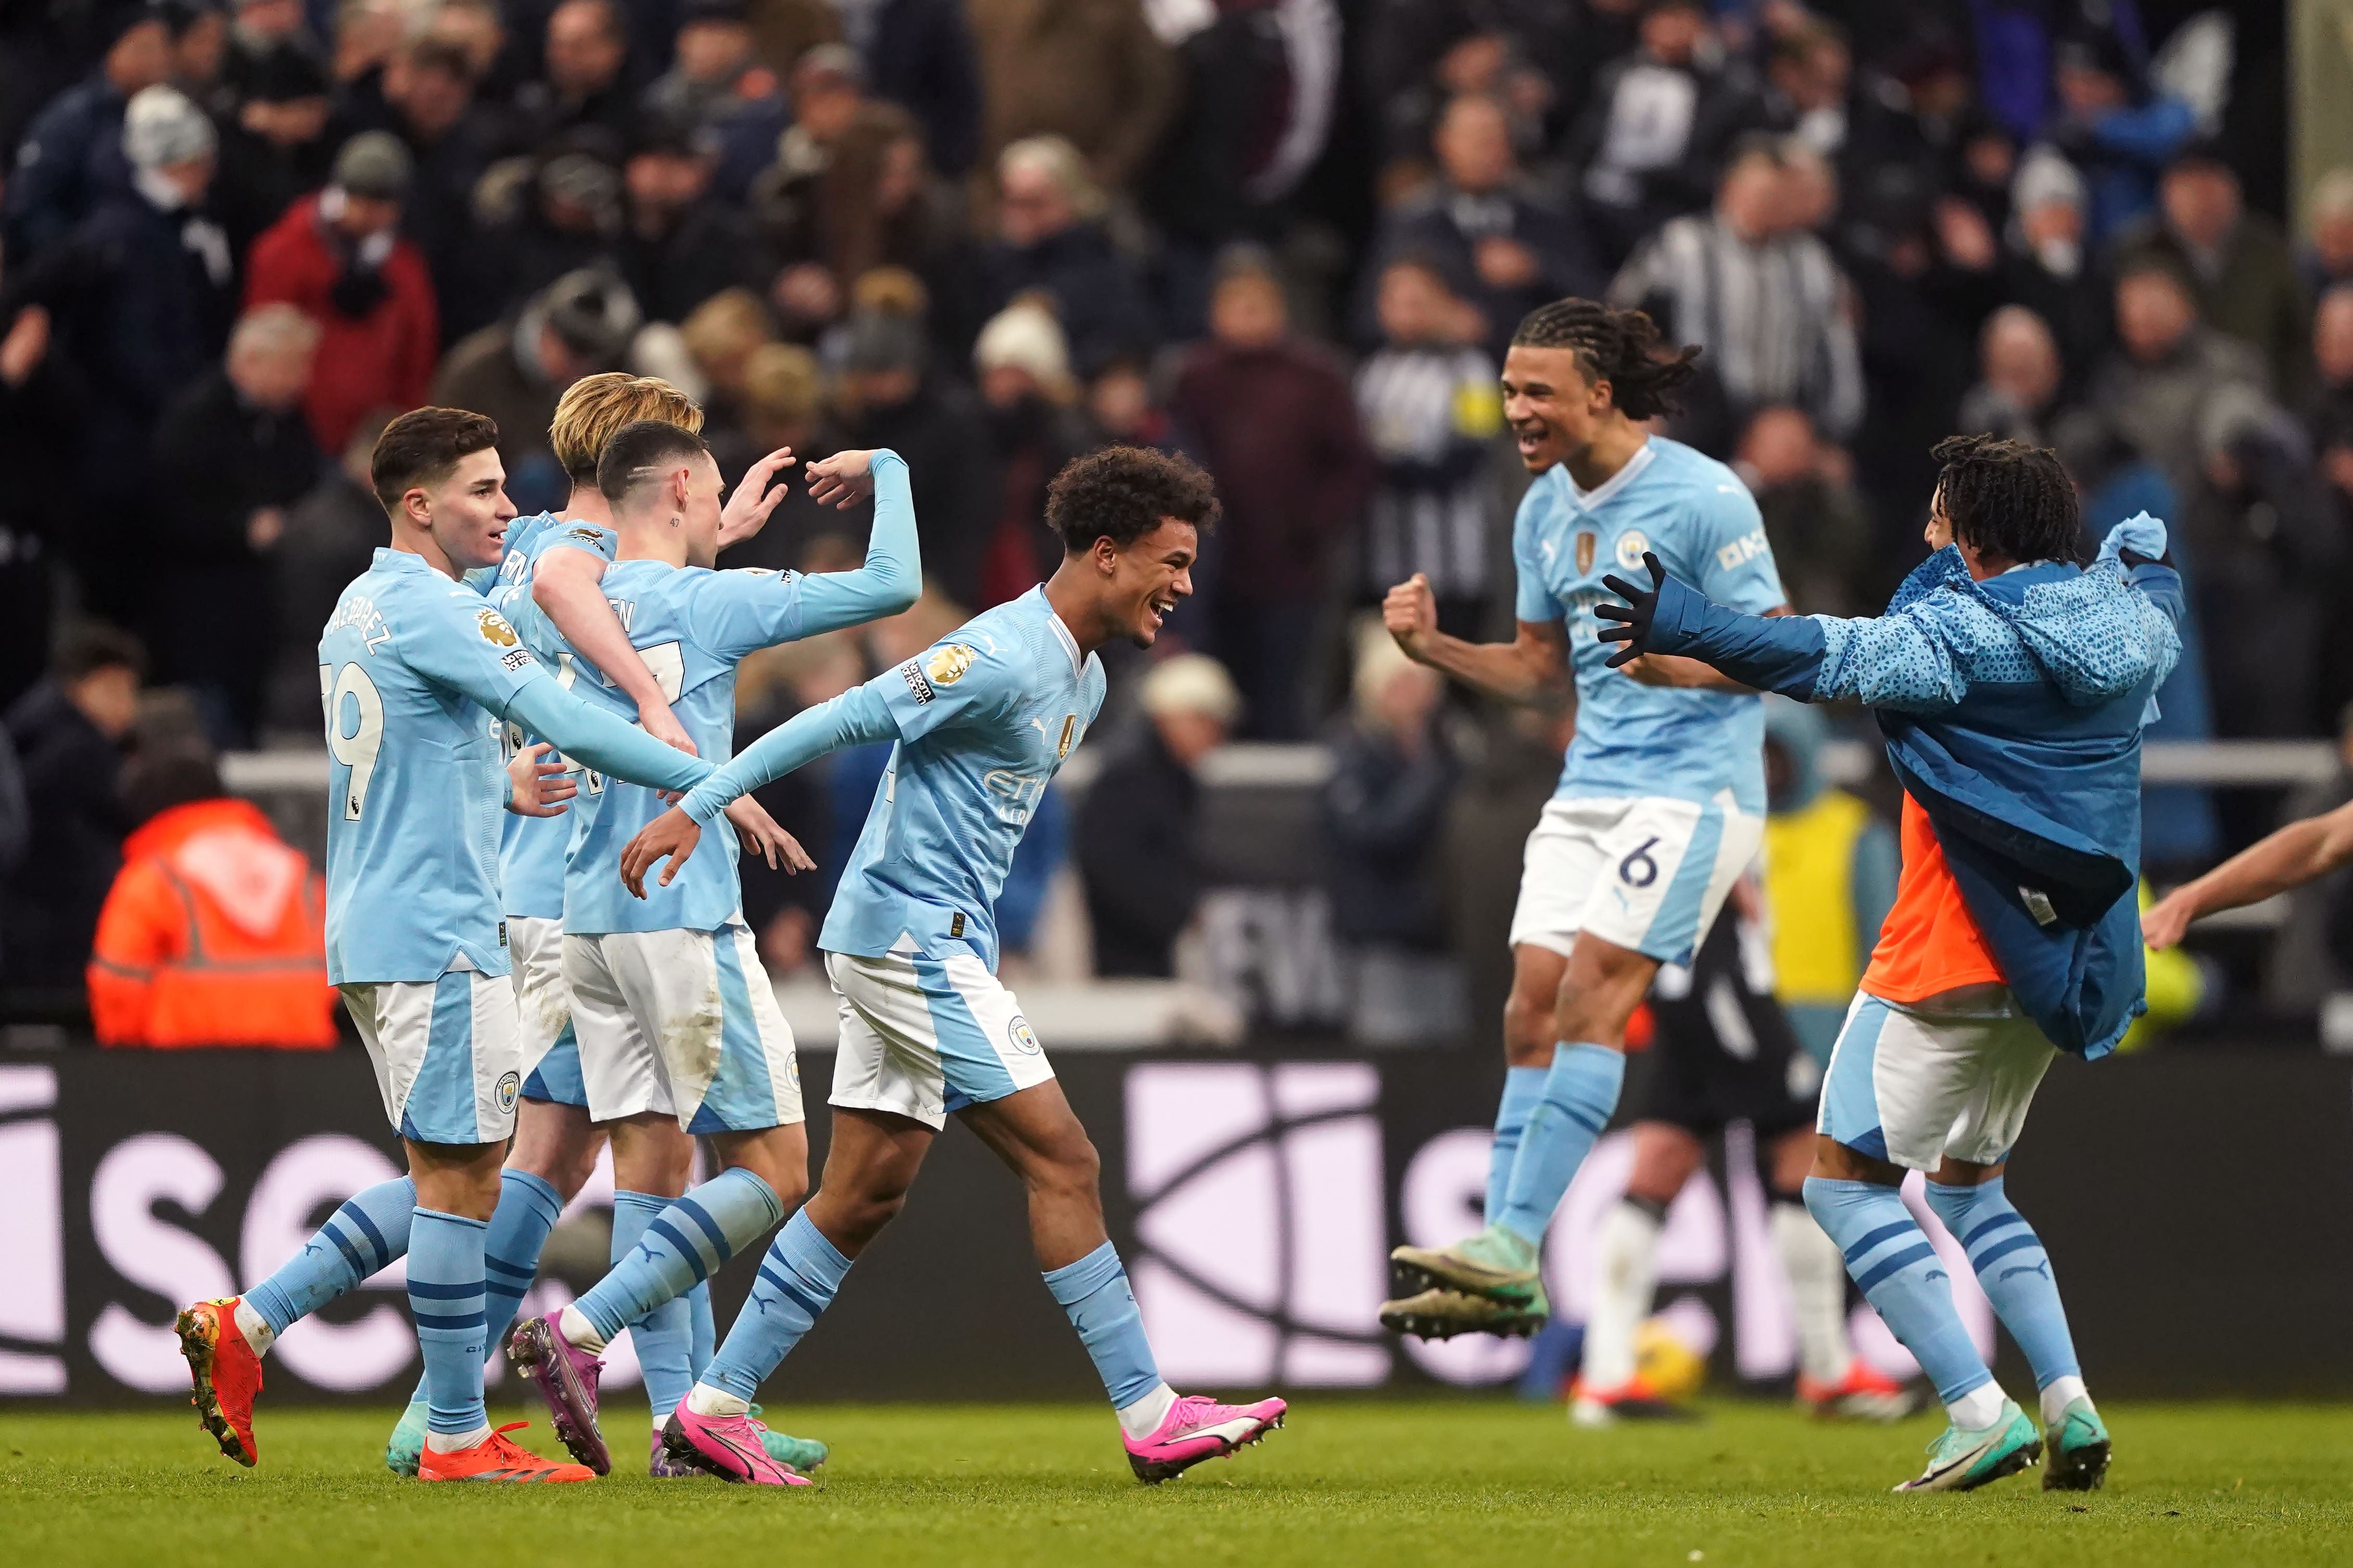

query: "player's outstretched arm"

left=534, top=546, right=698, bottom=755
left=2144, top=800, right=2353, bottom=948
left=504, top=741, right=578, bottom=817
left=716, top=445, right=797, bottom=549
left=1598, top=554, right=1965, bottom=711
left=503, top=670, right=713, bottom=795
left=793, top=449, right=922, bottom=633
left=621, top=682, right=899, bottom=896
left=1383, top=572, right=1569, bottom=705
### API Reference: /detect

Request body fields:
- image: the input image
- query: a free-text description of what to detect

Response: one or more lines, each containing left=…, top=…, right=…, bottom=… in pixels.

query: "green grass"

left=3, top=1400, right=2348, bottom=1567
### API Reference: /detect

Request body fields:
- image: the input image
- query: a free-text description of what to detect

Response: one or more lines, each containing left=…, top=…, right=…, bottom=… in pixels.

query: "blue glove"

left=2096, top=511, right=2168, bottom=568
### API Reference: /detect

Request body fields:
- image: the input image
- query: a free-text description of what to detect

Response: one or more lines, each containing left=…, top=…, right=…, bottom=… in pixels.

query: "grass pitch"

left=3, top=1399, right=2347, bottom=1568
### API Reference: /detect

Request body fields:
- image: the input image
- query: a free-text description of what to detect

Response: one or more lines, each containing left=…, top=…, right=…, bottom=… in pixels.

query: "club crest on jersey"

left=1614, top=530, right=1650, bottom=570
left=1057, top=715, right=1076, bottom=759
left=1574, top=530, right=1597, bottom=573
left=1008, top=1015, right=1042, bottom=1055
left=476, top=607, right=519, bottom=647
left=927, top=643, right=978, bottom=685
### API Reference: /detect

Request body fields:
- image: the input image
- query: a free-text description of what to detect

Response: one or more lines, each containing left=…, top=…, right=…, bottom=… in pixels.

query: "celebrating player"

left=1591, top=435, right=2181, bottom=1491
left=615, top=447, right=1287, bottom=1487
left=2141, top=796, right=2353, bottom=950
left=176, top=408, right=726, bottom=1482
left=1376, top=298, right=1790, bottom=1342
left=502, top=426, right=919, bottom=1478
left=381, top=373, right=815, bottom=1477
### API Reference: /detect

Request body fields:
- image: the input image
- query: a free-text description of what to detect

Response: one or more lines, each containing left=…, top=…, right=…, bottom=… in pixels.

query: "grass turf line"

left=2, top=1400, right=2347, bottom=1568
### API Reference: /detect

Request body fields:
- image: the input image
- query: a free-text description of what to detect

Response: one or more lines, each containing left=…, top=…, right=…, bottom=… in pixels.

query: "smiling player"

left=614, top=447, right=1288, bottom=1486
left=1376, top=298, right=1790, bottom=1343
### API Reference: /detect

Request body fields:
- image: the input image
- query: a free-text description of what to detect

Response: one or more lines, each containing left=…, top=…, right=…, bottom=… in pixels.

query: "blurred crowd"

left=0, top=0, right=2336, bottom=1033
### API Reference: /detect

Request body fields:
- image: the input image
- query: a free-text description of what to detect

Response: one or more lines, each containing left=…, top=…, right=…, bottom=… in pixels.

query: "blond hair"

left=548, top=372, right=704, bottom=484
left=679, top=287, right=776, bottom=376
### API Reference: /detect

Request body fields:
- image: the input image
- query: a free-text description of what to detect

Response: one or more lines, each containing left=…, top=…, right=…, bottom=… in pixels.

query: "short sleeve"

left=878, top=635, right=1016, bottom=742
left=1512, top=486, right=1558, bottom=625
left=1687, top=479, right=1786, bottom=614
left=399, top=584, right=541, bottom=712
left=540, top=522, right=617, bottom=564
left=686, top=568, right=808, bottom=664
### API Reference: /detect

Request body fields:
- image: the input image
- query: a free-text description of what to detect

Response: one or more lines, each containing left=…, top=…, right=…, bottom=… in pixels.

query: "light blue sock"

left=1486, top=1066, right=1548, bottom=1225
left=608, top=1190, right=697, bottom=1420
left=483, top=1169, right=562, bottom=1354
left=1804, top=1177, right=1992, bottom=1407
left=704, top=1210, right=851, bottom=1399
left=1042, top=1241, right=1162, bottom=1410
left=246, top=1177, right=416, bottom=1334
left=687, top=1281, right=716, bottom=1380
left=575, top=1168, right=785, bottom=1342
left=409, top=1207, right=490, bottom=1435
left=1498, top=1043, right=1624, bottom=1246
left=1925, top=1178, right=2079, bottom=1389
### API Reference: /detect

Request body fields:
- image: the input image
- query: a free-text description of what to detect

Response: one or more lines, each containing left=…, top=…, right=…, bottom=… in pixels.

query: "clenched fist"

left=1383, top=573, right=1438, bottom=660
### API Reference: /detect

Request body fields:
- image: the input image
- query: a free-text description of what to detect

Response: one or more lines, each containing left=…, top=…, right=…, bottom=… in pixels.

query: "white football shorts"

left=824, top=949, right=1056, bottom=1131
left=341, top=969, right=523, bottom=1145
left=566, top=922, right=804, bottom=1133
left=1817, top=991, right=2057, bottom=1172
left=510, top=914, right=586, bottom=1108
left=1507, top=792, right=1762, bottom=965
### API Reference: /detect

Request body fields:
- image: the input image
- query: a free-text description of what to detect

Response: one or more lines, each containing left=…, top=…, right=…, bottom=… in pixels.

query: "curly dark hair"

left=1510, top=297, right=1701, bottom=422
left=1931, top=433, right=2089, bottom=567
left=1045, top=446, right=1221, bottom=555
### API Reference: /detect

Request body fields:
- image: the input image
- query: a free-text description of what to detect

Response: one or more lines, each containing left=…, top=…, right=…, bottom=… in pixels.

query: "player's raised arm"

left=790, top=449, right=922, bottom=632
left=2144, top=800, right=2353, bottom=948
left=502, top=666, right=714, bottom=795
left=1384, top=571, right=1571, bottom=705
left=532, top=544, right=697, bottom=755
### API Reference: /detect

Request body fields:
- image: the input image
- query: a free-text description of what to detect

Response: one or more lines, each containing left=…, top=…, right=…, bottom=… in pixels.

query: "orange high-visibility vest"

left=87, top=797, right=338, bottom=1048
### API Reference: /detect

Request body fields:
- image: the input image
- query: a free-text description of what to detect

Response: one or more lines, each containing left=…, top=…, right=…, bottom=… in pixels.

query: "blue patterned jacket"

left=1623, top=519, right=2184, bottom=1059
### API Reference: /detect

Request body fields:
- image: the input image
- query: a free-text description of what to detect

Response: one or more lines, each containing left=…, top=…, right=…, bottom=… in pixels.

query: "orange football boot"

left=418, top=1422, right=598, bottom=1483
left=1798, top=1359, right=1927, bottom=1422
left=176, top=1297, right=264, bottom=1467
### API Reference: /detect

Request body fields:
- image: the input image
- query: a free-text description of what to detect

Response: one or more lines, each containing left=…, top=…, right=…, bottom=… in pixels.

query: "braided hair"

left=1930, top=434, right=2090, bottom=567
left=1510, top=298, right=1701, bottom=422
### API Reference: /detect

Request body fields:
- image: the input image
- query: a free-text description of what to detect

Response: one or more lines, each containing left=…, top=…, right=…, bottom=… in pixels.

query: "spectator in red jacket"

left=1169, top=247, right=1376, bottom=739
left=243, top=130, right=438, bottom=453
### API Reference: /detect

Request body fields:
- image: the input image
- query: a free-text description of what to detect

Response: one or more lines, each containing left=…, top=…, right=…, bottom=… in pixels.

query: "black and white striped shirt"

left=1354, top=346, right=1503, bottom=601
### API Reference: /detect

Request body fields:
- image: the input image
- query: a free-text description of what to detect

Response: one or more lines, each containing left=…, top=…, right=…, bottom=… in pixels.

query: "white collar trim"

left=1039, top=588, right=1083, bottom=674
left=1561, top=439, right=1658, bottom=513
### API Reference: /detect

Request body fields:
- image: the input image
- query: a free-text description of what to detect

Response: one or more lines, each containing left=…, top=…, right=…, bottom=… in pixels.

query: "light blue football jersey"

left=318, top=547, right=545, bottom=983
left=1512, top=437, right=1786, bottom=813
left=515, top=558, right=818, bottom=936
left=485, top=514, right=617, bottom=920
left=821, top=587, right=1105, bottom=973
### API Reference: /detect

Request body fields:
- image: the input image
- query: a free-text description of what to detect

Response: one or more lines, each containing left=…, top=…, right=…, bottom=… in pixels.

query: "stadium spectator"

left=2116, top=145, right=2311, bottom=403
left=1357, top=93, right=1601, bottom=360
left=2313, top=288, right=2353, bottom=511
left=2002, top=145, right=2108, bottom=389
left=243, top=130, right=437, bottom=453
left=972, top=299, right=1089, bottom=608
left=706, top=342, right=838, bottom=571
left=209, top=32, right=334, bottom=255
left=1566, top=0, right=1757, bottom=264
left=86, top=742, right=336, bottom=1048
left=677, top=284, right=775, bottom=414
left=2083, top=259, right=2268, bottom=494
left=0, top=249, right=74, bottom=702
left=1076, top=652, right=1238, bottom=978
left=265, top=406, right=391, bottom=734
left=148, top=304, right=323, bottom=746
left=1609, top=139, right=1864, bottom=448
left=1323, top=624, right=1458, bottom=1042
left=2046, top=31, right=2194, bottom=246
left=1353, top=256, right=1503, bottom=640
left=1, top=1, right=175, bottom=258
left=431, top=265, right=640, bottom=504
left=967, top=0, right=1176, bottom=194
left=512, top=0, right=638, bottom=147
left=831, top=304, right=994, bottom=608
left=1732, top=405, right=1873, bottom=617
left=976, top=135, right=1155, bottom=377
left=1169, top=247, right=1374, bottom=739
left=640, top=0, right=786, bottom=202
left=1758, top=18, right=1851, bottom=161
left=1, top=624, right=143, bottom=989
left=2299, top=169, right=2353, bottom=300
left=1959, top=304, right=2066, bottom=449
left=617, top=112, right=774, bottom=326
